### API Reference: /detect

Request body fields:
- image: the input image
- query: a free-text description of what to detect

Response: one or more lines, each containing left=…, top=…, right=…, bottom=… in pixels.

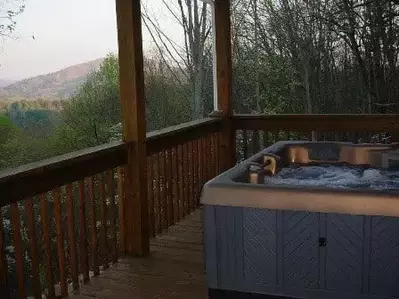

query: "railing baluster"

left=160, top=151, right=167, bottom=230
left=216, top=133, right=221, bottom=174
left=10, top=202, right=25, bottom=298
left=252, top=130, right=260, bottom=154
left=211, top=134, right=217, bottom=178
left=193, top=140, right=199, bottom=207
left=189, top=141, right=194, bottom=212
left=53, top=188, right=67, bottom=297
left=177, top=144, right=183, bottom=220
left=107, top=170, right=118, bottom=263
left=200, top=137, right=206, bottom=186
left=154, top=154, right=161, bottom=233
left=0, top=207, right=9, bottom=299
left=242, top=130, right=248, bottom=160
left=147, top=156, right=155, bottom=237
left=172, top=147, right=178, bottom=223
left=79, top=180, right=90, bottom=282
left=207, top=135, right=212, bottom=180
left=183, top=143, right=189, bottom=216
left=99, top=174, right=109, bottom=269
left=24, top=197, right=41, bottom=299
left=166, top=149, right=173, bottom=226
left=88, top=176, right=100, bottom=276
left=283, top=131, right=289, bottom=141
left=40, top=193, right=55, bottom=298
left=66, top=184, right=79, bottom=289
left=198, top=138, right=203, bottom=188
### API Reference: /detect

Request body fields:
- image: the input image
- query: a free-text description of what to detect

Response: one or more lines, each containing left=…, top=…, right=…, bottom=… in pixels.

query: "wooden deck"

left=70, top=209, right=206, bottom=299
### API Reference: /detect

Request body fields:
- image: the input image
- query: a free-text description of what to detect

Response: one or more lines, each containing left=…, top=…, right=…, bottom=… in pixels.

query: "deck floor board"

left=70, top=209, right=206, bottom=299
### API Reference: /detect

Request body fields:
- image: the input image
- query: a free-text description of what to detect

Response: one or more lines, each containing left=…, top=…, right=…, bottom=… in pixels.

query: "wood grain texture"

left=154, top=156, right=161, bottom=234
left=172, top=148, right=179, bottom=224
left=99, top=174, right=109, bottom=269
left=10, top=203, right=25, bottom=298
left=177, top=145, right=184, bottom=220
left=147, top=118, right=222, bottom=154
left=0, top=207, right=9, bottom=299
left=189, top=142, right=194, bottom=212
left=0, top=142, right=126, bottom=206
left=79, top=180, right=90, bottom=282
left=116, top=0, right=149, bottom=256
left=88, top=176, right=100, bottom=276
left=53, top=188, right=67, bottom=297
left=166, top=150, right=173, bottom=227
left=68, top=209, right=205, bottom=299
left=147, top=156, right=155, bottom=237
left=160, top=151, right=167, bottom=231
left=183, top=143, right=189, bottom=215
left=193, top=140, right=199, bottom=208
left=215, top=0, right=235, bottom=171
left=40, top=193, right=55, bottom=298
left=24, top=197, right=42, bottom=299
left=107, top=170, right=118, bottom=263
left=117, top=168, right=125, bottom=254
left=67, top=184, right=79, bottom=290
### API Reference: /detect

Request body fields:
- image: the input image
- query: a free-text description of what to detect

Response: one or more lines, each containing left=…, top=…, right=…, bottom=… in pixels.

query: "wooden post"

left=215, top=0, right=235, bottom=170
left=115, top=0, right=149, bottom=256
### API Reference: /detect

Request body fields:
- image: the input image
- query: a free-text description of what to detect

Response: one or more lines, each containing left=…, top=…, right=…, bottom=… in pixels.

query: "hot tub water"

left=265, top=165, right=399, bottom=190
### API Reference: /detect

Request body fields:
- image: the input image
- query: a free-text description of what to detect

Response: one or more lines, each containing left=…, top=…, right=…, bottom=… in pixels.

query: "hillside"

left=0, top=79, right=16, bottom=87
left=0, top=58, right=104, bottom=101
left=0, top=114, right=12, bottom=126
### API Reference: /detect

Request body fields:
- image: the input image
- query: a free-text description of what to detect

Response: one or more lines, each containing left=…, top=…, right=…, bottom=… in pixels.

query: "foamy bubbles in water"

left=264, top=165, right=399, bottom=190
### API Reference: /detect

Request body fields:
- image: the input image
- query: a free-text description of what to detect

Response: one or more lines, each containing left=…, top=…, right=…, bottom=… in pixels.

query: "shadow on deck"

left=70, top=209, right=206, bottom=299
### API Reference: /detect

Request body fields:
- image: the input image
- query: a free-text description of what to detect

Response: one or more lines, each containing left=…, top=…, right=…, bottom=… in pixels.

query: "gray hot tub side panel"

left=203, top=206, right=399, bottom=299
left=202, top=141, right=399, bottom=298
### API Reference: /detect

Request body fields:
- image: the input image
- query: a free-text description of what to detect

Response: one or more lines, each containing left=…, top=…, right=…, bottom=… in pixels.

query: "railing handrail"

left=0, top=141, right=128, bottom=206
left=147, top=117, right=222, bottom=154
left=0, top=117, right=223, bottom=206
left=233, top=114, right=399, bottom=132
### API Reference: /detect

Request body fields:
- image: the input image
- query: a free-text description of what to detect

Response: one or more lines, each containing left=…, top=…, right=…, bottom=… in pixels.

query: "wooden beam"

left=214, top=0, right=235, bottom=170
left=116, top=0, right=149, bottom=256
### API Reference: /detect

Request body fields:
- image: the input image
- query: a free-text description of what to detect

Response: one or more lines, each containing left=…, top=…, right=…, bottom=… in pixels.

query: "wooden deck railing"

left=146, top=118, right=222, bottom=237
left=0, top=117, right=222, bottom=298
left=233, top=114, right=399, bottom=160
left=0, top=142, right=127, bottom=298
left=3, top=114, right=398, bottom=298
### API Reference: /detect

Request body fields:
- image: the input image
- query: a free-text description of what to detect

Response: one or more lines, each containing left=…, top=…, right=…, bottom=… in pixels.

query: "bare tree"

left=142, top=0, right=212, bottom=120
left=0, top=0, right=25, bottom=39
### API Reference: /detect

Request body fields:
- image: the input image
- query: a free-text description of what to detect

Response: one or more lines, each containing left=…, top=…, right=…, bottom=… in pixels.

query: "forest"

left=1, top=0, right=399, bottom=170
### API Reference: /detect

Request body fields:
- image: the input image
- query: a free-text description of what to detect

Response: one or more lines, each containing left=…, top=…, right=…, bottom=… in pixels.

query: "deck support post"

left=115, top=0, right=149, bottom=256
left=214, top=0, right=236, bottom=170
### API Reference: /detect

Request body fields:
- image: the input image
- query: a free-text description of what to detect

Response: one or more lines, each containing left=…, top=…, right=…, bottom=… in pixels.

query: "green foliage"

left=59, top=54, right=121, bottom=149
left=0, top=114, right=13, bottom=126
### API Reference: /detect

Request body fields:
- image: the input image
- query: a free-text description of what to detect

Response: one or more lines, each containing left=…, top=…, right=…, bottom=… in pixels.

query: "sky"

left=0, top=0, right=183, bottom=80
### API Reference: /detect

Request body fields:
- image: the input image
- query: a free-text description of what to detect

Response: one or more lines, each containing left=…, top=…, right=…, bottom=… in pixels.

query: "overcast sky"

left=0, top=0, right=183, bottom=80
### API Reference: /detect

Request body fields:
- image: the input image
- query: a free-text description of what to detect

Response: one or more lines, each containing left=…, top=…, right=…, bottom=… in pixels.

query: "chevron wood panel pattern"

left=243, top=208, right=277, bottom=285
left=370, top=216, right=399, bottom=298
left=325, top=213, right=363, bottom=293
left=283, top=211, right=319, bottom=290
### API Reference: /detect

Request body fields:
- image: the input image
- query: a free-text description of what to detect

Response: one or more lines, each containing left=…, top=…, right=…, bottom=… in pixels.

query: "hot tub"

left=201, top=141, right=399, bottom=299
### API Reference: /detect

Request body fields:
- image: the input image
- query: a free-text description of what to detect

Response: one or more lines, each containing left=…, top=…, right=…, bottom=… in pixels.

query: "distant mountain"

left=0, top=79, right=16, bottom=88
left=0, top=58, right=104, bottom=101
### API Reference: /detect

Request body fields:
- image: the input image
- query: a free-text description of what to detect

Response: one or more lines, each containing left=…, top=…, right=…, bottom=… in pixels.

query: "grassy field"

left=0, top=114, right=12, bottom=126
